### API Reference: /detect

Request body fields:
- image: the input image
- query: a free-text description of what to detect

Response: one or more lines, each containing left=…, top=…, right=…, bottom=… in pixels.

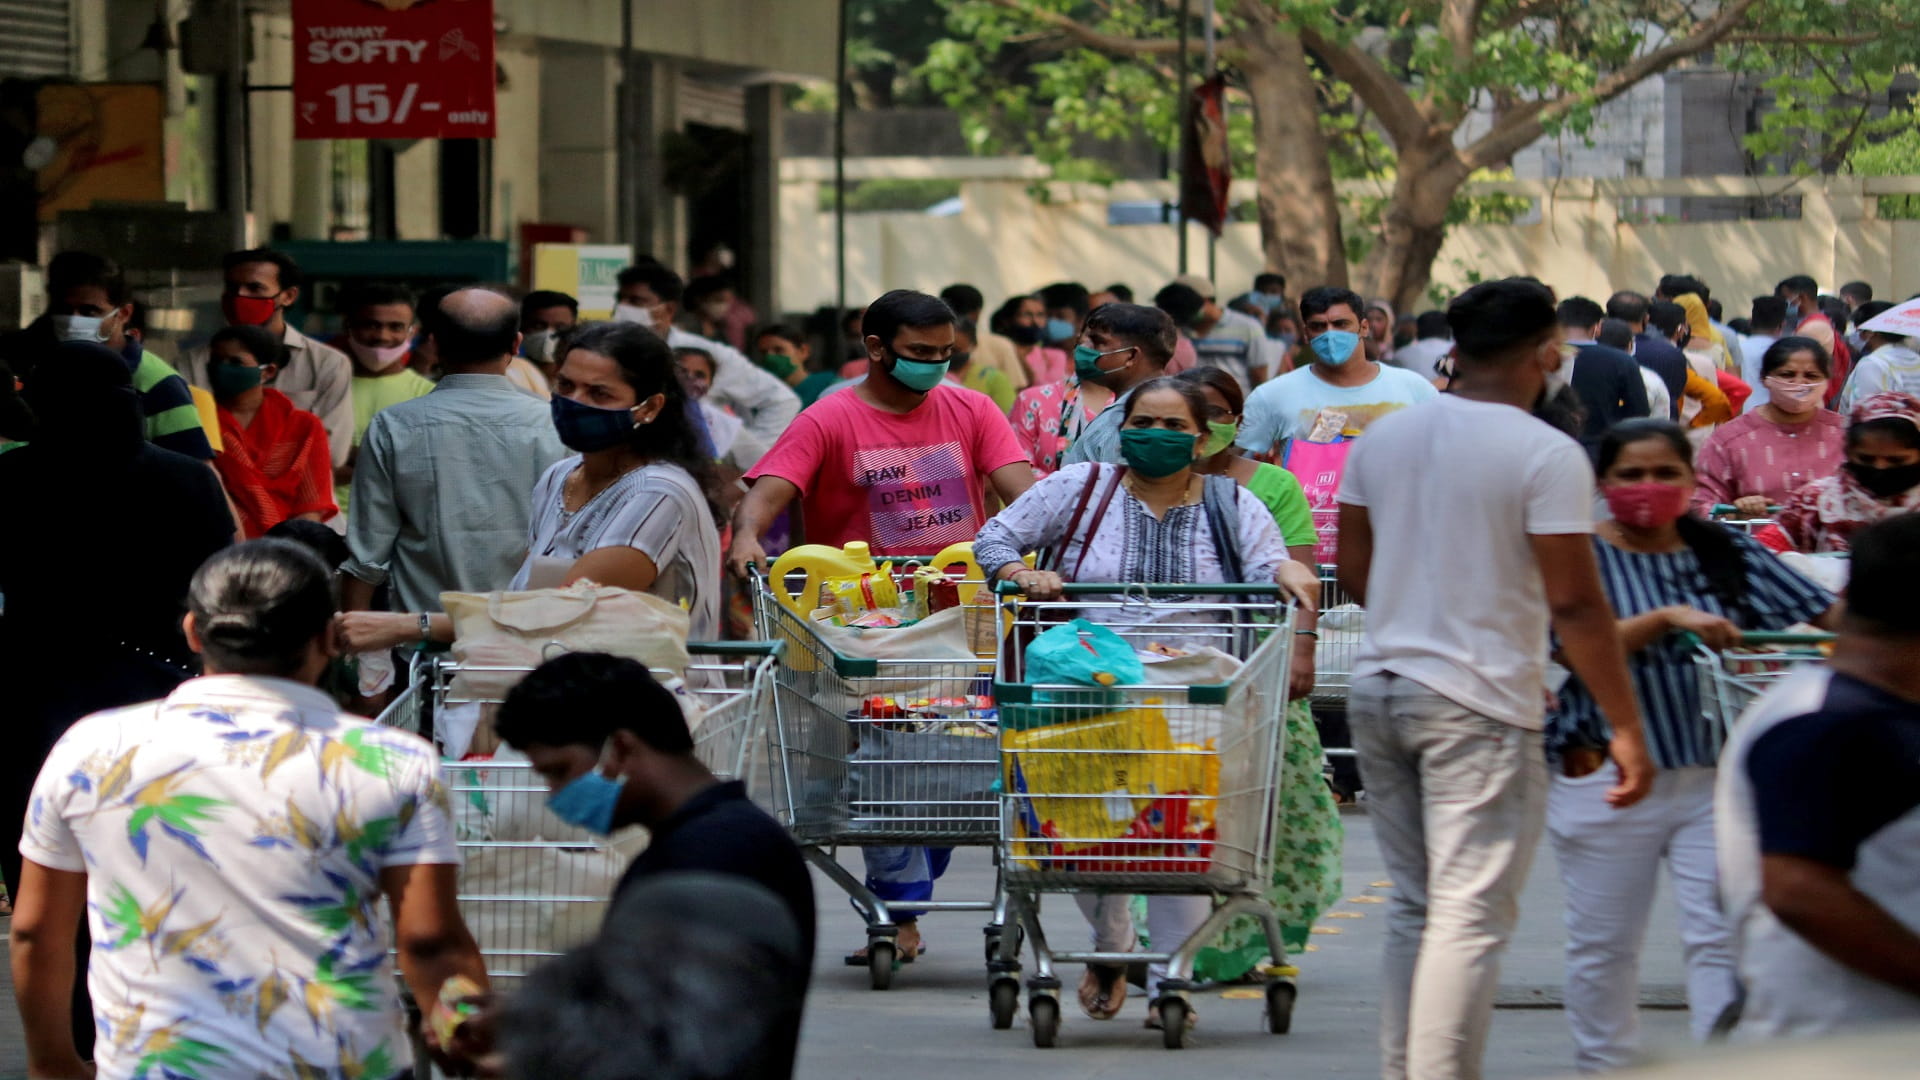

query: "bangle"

left=418, top=613, right=433, bottom=642
left=1294, top=629, right=1320, bottom=638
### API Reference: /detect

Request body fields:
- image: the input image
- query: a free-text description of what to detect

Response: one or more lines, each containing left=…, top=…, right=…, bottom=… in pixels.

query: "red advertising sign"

left=293, top=0, right=496, bottom=140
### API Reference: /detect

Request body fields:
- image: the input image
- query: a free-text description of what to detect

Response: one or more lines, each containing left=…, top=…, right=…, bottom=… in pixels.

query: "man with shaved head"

left=342, top=287, right=569, bottom=617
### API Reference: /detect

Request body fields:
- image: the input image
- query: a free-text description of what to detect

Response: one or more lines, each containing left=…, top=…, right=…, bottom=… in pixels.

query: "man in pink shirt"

left=728, top=289, right=1033, bottom=964
left=730, top=289, right=1034, bottom=569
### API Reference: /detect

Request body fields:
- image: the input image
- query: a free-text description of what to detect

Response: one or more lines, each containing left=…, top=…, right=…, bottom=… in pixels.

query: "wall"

left=778, top=165, right=1920, bottom=314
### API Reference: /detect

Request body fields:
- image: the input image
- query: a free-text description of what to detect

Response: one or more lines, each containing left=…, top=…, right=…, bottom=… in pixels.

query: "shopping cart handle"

left=1710, top=503, right=1782, bottom=516
left=1680, top=630, right=1836, bottom=649
left=991, top=580, right=1285, bottom=597
left=688, top=640, right=786, bottom=658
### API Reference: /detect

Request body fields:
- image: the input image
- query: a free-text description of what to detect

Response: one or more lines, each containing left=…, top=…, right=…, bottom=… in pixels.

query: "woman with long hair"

left=1546, top=419, right=1836, bottom=1072
left=338, top=323, right=725, bottom=646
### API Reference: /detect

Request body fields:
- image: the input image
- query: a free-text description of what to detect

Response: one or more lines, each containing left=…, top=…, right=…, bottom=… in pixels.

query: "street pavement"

left=0, top=809, right=1699, bottom=1079
left=790, top=810, right=1694, bottom=1079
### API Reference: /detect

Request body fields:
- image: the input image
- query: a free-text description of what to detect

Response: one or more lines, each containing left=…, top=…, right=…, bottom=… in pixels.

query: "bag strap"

left=1202, top=474, right=1246, bottom=583
left=1067, top=465, right=1126, bottom=582
left=1043, top=464, right=1105, bottom=574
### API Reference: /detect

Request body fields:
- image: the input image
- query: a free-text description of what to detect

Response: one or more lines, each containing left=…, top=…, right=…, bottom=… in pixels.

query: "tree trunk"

left=1355, top=141, right=1467, bottom=312
left=1239, top=25, right=1347, bottom=290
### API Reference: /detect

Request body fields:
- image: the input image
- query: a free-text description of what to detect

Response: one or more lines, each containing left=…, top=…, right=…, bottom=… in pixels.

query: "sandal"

left=1078, top=964, right=1127, bottom=1020
left=842, top=943, right=926, bottom=966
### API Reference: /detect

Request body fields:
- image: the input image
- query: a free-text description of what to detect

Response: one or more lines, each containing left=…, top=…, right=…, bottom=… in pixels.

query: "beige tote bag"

left=441, top=581, right=692, bottom=704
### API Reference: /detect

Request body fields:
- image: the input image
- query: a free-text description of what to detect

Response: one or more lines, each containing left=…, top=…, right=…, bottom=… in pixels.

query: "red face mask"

left=1604, top=481, right=1691, bottom=529
left=222, top=293, right=280, bottom=327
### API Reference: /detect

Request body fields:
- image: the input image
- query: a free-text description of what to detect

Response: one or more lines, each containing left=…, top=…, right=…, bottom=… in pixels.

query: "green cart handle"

left=992, top=580, right=1286, bottom=598
left=1710, top=503, right=1781, bottom=516
left=687, top=640, right=786, bottom=658
left=1681, top=630, right=1836, bottom=649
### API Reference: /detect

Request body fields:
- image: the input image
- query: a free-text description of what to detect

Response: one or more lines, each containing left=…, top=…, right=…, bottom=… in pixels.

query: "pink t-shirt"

left=1164, top=335, right=1200, bottom=375
left=1019, top=346, right=1071, bottom=386
left=746, top=383, right=1030, bottom=556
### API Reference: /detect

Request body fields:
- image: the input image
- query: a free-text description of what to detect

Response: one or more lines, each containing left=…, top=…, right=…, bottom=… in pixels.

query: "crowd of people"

left=0, top=242, right=1915, bottom=1080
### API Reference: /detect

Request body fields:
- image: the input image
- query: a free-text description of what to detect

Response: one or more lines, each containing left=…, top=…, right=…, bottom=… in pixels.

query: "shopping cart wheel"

left=1265, top=980, right=1297, bottom=1034
left=989, top=978, right=1020, bottom=1030
left=868, top=940, right=897, bottom=991
left=1158, top=998, right=1190, bottom=1050
left=1028, top=995, right=1060, bottom=1048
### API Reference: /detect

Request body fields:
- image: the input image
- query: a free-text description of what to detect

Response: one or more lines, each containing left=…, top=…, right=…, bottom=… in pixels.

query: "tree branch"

left=1725, top=31, right=1908, bottom=45
left=1440, top=0, right=1486, bottom=72
left=1462, top=0, right=1763, bottom=170
left=1296, top=27, right=1426, bottom=148
left=981, top=0, right=1182, bottom=56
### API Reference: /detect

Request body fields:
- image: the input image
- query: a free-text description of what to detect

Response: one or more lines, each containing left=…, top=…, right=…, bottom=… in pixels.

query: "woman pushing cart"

left=970, top=374, right=1325, bottom=1046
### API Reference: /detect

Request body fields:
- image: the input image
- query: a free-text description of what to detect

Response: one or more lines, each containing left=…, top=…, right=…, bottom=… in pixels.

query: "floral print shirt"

left=22, top=675, right=457, bottom=1080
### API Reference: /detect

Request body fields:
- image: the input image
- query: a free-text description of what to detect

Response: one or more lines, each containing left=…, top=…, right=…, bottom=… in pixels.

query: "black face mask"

left=1845, top=460, right=1920, bottom=498
left=1006, top=323, right=1043, bottom=346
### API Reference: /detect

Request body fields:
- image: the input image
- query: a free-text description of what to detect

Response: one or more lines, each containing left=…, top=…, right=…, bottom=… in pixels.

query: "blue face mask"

left=1785, top=301, right=1801, bottom=323
left=551, top=394, right=635, bottom=453
left=885, top=351, right=950, bottom=392
left=1244, top=291, right=1283, bottom=312
left=547, top=765, right=627, bottom=835
left=1044, top=318, right=1076, bottom=344
left=1310, top=329, right=1361, bottom=367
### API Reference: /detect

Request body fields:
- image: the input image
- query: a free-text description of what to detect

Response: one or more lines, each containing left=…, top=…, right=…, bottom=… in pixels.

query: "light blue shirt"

left=1060, top=386, right=1139, bottom=467
left=1236, top=362, right=1439, bottom=457
left=343, top=372, right=570, bottom=612
left=1740, top=334, right=1778, bottom=412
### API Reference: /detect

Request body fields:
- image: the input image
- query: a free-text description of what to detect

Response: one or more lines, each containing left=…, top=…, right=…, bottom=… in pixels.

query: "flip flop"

left=1078, top=964, right=1127, bottom=1020
left=1144, top=998, right=1199, bottom=1030
left=843, top=944, right=927, bottom=966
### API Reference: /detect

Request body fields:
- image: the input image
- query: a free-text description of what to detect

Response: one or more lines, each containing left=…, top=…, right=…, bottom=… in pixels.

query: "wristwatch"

left=419, top=612, right=433, bottom=643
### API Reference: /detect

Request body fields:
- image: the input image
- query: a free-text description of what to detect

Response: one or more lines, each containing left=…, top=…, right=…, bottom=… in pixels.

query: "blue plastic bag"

left=1027, top=618, right=1144, bottom=688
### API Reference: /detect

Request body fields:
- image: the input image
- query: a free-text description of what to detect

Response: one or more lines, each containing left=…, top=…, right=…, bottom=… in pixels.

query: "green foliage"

left=1725, top=0, right=1920, bottom=175
left=1847, top=117, right=1920, bottom=219
left=818, top=178, right=964, bottom=212
left=796, top=0, right=955, bottom=111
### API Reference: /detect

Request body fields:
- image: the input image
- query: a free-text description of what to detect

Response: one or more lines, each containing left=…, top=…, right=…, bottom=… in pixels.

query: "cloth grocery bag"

left=441, top=581, right=692, bottom=703
left=1283, top=436, right=1353, bottom=564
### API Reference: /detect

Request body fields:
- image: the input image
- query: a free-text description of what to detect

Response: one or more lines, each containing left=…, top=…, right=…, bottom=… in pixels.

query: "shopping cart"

left=1709, top=503, right=1782, bottom=536
left=751, top=566, right=1008, bottom=991
left=1696, top=630, right=1835, bottom=739
left=989, top=582, right=1297, bottom=1049
left=376, top=640, right=781, bottom=981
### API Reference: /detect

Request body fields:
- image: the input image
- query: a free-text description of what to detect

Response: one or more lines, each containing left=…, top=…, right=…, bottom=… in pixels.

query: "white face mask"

left=350, top=339, right=411, bottom=371
left=612, top=303, right=655, bottom=330
left=52, top=314, right=109, bottom=343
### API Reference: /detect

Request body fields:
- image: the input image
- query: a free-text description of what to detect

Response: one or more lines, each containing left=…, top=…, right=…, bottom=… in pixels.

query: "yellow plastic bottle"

left=768, top=541, right=877, bottom=614
left=925, top=541, right=1034, bottom=605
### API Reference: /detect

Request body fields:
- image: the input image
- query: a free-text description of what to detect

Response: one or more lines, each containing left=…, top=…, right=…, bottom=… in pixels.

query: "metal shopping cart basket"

left=376, top=640, right=781, bottom=982
left=1696, top=630, right=1834, bottom=741
left=990, top=582, right=1297, bottom=1049
left=1709, top=503, right=1781, bottom=537
left=751, top=566, right=1008, bottom=991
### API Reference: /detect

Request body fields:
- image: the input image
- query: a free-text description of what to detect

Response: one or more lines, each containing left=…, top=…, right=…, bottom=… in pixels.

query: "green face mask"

left=208, top=362, right=264, bottom=399
left=1199, top=419, right=1239, bottom=456
left=756, top=353, right=797, bottom=379
left=1119, top=427, right=1199, bottom=478
left=886, top=352, right=950, bottom=392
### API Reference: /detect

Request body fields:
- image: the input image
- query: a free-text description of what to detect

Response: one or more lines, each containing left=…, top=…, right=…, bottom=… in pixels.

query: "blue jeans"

left=861, top=845, right=952, bottom=921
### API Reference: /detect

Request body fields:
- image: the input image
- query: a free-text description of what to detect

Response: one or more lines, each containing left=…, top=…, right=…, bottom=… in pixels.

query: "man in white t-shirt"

left=1235, top=286, right=1439, bottom=459
left=1336, top=278, right=1653, bottom=1080
left=1717, top=515, right=1920, bottom=1041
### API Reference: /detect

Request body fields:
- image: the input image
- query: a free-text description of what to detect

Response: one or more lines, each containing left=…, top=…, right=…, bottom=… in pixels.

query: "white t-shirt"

left=1392, top=336, right=1452, bottom=381
left=1739, top=334, right=1778, bottom=412
left=21, top=676, right=457, bottom=1079
left=1717, top=665, right=1920, bottom=1038
left=1236, top=362, right=1439, bottom=457
left=1336, top=394, right=1594, bottom=729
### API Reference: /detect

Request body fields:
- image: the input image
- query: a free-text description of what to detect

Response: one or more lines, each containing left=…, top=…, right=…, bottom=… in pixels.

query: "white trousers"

left=1074, top=893, right=1212, bottom=987
left=1350, top=673, right=1548, bottom=1080
left=1547, top=764, right=1736, bottom=1073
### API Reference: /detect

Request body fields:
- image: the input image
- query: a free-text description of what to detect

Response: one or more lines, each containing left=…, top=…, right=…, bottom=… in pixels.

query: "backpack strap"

left=1201, top=474, right=1247, bottom=583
